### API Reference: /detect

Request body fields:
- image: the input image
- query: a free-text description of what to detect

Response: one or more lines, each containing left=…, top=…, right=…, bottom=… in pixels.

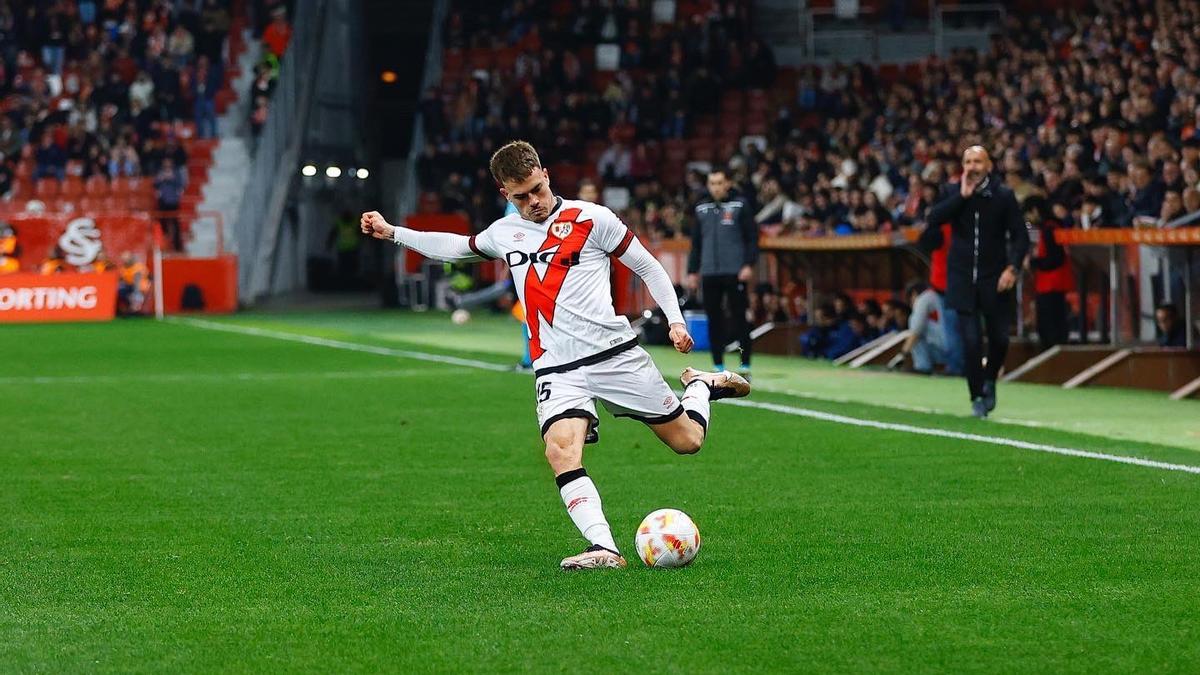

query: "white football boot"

left=680, top=367, right=751, bottom=400
left=560, top=545, right=627, bottom=570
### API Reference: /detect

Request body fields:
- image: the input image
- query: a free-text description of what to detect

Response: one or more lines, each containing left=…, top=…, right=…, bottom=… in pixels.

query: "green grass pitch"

left=2, top=313, right=1200, bottom=673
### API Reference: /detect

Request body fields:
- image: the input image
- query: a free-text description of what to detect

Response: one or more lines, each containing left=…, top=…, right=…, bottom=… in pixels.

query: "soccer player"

left=362, top=141, right=750, bottom=570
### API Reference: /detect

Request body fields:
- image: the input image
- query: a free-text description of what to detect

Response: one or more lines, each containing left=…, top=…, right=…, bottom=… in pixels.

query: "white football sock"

left=681, top=380, right=711, bottom=434
left=556, top=469, right=618, bottom=553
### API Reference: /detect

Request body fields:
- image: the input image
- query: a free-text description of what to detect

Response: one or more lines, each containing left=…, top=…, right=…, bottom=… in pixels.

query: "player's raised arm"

left=616, top=235, right=693, bottom=354
left=360, top=210, right=490, bottom=262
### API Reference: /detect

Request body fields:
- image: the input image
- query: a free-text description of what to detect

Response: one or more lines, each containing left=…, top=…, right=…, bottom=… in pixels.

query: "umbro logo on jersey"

left=513, top=232, right=525, bottom=241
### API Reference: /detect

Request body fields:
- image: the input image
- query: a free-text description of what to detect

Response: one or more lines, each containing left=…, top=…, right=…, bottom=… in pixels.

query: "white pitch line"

left=174, top=318, right=1200, bottom=476
left=765, top=387, right=1051, bottom=429
left=0, top=369, right=458, bottom=386
left=168, top=317, right=512, bottom=371
left=721, top=399, right=1200, bottom=475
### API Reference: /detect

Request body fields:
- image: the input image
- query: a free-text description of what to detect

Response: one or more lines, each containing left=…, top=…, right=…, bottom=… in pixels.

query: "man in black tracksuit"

left=686, top=168, right=758, bottom=375
left=921, top=146, right=1030, bottom=418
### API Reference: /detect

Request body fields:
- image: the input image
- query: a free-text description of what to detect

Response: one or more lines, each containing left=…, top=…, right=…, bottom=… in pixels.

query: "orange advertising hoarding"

left=0, top=271, right=119, bottom=323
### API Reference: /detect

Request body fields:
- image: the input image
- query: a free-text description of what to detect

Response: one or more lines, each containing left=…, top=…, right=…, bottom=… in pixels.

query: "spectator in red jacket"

left=263, top=8, right=292, bottom=59
left=1024, top=196, right=1074, bottom=350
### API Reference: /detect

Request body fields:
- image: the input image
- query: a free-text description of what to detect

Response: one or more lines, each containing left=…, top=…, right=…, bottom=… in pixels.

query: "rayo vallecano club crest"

left=550, top=220, right=573, bottom=239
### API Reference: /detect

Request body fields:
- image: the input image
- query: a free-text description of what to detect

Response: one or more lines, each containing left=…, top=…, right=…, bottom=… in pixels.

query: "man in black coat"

left=921, top=146, right=1030, bottom=418
left=686, top=168, right=758, bottom=375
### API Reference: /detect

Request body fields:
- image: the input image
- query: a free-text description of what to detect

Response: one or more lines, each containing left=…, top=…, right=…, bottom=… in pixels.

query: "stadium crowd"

left=422, top=0, right=1200, bottom=243
left=418, top=0, right=773, bottom=228
left=417, top=0, right=1198, bottom=354
left=0, top=0, right=237, bottom=191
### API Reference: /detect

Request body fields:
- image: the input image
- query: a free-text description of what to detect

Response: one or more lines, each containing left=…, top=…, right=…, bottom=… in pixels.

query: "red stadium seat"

left=663, top=139, right=688, bottom=163
left=61, top=177, right=84, bottom=199
left=439, top=48, right=460, bottom=74
left=49, top=198, right=76, bottom=214
left=747, top=89, right=769, bottom=113
left=585, top=140, right=607, bottom=166
left=549, top=163, right=581, bottom=190
left=76, top=196, right=101, bottom=214
left=112, top=176, right=150, bottom=197
left=719, top=116, right=745, bottom=141
left=187, top=163, right=209, bottom=185
left=35, top=178, right=60, bottom=198
left=687, top=138, right=715, bottom=163
left=187, top=138, right=218, bottom=160
left=418, top=191, right=441, bottom=213
left=10, top=178, right=32, bottom=199
left=85, top=175, right=110, bottom=196
left=466, top=48, right=491, bottom=71
left=495, top=47, right=518, bottom=72
left=214, top=89, right=235, bottom=115
left=721, top=92, right=744, bottom=114
left=659, top=159, right=687, bottom=188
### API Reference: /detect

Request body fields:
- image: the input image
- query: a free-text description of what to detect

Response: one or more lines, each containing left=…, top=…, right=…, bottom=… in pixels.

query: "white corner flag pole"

left=153, top=229, right=165, bottom=321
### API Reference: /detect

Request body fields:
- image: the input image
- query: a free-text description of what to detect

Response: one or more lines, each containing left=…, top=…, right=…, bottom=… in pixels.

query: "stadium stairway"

left=191, top=26, right=263, bottom=258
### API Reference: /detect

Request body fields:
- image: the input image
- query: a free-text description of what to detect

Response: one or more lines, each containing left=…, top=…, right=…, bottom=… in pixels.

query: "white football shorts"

left=534, top=342, right=682, bottom=443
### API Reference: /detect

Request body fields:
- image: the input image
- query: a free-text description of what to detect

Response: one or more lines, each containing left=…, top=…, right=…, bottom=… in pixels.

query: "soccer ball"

left=635, top=508, right=700, bottom=568
left=450, top=308, right=471, bottom=325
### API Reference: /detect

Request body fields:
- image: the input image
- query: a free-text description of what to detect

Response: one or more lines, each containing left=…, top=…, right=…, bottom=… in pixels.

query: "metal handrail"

left=1164, top=208, right=1200, bottom=230
left=233, top=0, right=329, bottom=303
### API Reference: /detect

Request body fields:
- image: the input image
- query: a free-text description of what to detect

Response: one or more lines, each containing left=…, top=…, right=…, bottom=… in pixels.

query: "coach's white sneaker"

left=681, top=367, right=751, bottom=401
left=560, top=545, right=627, bottom=570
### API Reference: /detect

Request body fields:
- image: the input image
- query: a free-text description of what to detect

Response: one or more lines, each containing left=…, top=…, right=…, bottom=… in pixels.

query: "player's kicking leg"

left=648, top=367, right=751, bottom=454
left=544, top=417, right=627, bottom=570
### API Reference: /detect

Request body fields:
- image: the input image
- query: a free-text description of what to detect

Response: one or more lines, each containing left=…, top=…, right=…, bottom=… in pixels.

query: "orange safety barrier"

left=0, top=271, right=119, bottom=323
left=1056, top=226, right=1200, bottom=246
left=4, top=213, right=156, bottom=271
left=0, top=210, right=226, bottom=274
left=159, top=255, right=238, bottom=314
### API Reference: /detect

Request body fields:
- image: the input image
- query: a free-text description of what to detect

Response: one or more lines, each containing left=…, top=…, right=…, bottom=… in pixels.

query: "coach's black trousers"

left=958, top=301, right=1012, bottom=400
left=701, top=274, right=751, bottom=368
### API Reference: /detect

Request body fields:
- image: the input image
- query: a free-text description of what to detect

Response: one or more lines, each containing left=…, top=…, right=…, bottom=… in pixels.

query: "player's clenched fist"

left=668, top=322, right=693, bottom=354
left=360, top=211, right=395, bottom=240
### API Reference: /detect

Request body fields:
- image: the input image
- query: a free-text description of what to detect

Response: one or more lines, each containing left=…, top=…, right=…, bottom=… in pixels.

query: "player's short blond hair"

left=489, top=140, right=542, bottom=185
